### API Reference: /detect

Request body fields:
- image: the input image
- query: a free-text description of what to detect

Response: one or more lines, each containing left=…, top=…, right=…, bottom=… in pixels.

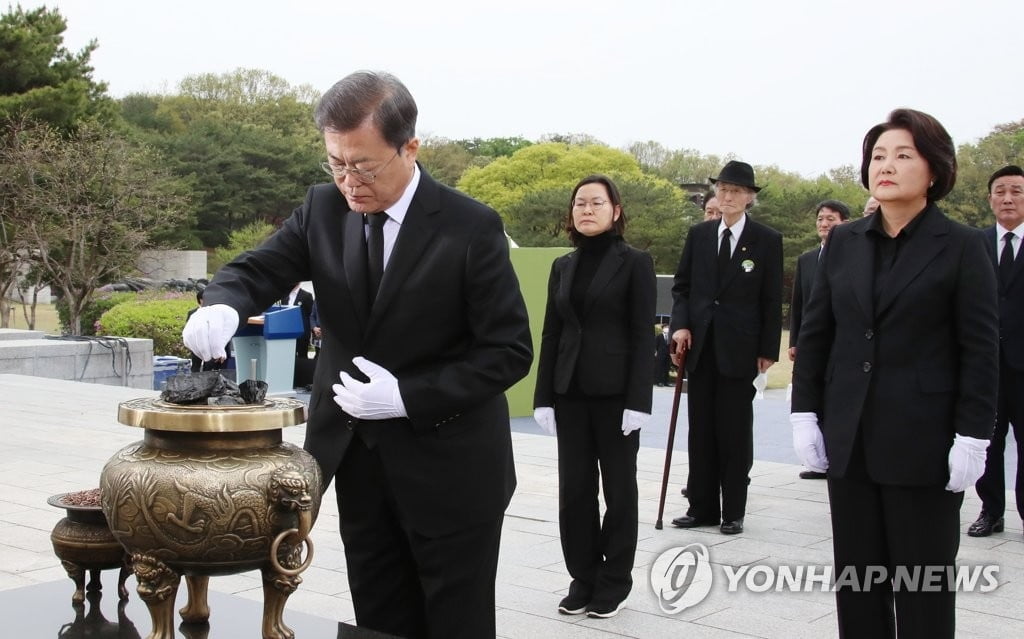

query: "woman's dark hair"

left=314, top=71, right=417, bottom=151
left=860, top=108, right=957, bottom=201
left=565, top=175, right=627, bottom=245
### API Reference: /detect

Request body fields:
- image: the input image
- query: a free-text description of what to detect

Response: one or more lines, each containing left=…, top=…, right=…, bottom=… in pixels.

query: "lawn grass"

left=767, top=329, right=794, bottom=390
left=4, top=302, right=61, bottom=334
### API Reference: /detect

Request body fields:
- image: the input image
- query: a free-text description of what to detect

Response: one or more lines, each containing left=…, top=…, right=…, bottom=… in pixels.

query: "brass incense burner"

left=100, top=397, right=323, bottom=639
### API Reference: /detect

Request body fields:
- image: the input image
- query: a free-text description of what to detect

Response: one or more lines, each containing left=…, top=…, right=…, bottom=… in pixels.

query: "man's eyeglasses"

left=320, top=151, right=399, bottom=184
left=572, top=199, right=609, bottom=211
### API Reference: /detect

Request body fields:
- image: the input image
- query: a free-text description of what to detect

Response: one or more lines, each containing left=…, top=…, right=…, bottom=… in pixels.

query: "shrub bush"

left=56, top=292, right=137, bottom=335
left=99, top=296, right=196, bottom=358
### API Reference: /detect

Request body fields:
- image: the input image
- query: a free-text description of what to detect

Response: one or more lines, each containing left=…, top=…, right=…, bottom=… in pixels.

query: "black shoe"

left=720, top=519, right=744, bottom=535
left=799, top=470, right=827, bottom=479
left=558, top=592, right=589, bottom=615
left=967, top=513, right=1004, bottom=537
left=586, top=600, right=625, bottom=618
left=671, top=515, right=718, bottom=528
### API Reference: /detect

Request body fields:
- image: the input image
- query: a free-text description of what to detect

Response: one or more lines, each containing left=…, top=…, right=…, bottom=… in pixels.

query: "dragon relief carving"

left=105, top=456, right=314, bottom=565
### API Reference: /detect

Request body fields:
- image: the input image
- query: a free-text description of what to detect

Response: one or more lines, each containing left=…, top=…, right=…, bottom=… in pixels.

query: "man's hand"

left=332, top=357, right=407, bottom=420
left=621, top=409, right=650, bottom=436
left=791, top=412, right=828, bottom=473
left=757, top=357, right=776, bottom=374
left=182, top=304, right=239, bottom=362
left=671, top=329, right=691, bottom=365
left=787, top=346, right=796, bottom=362
left=533, top=407, right=556, bottom=436
left=946, top=434, right=990, bottom=493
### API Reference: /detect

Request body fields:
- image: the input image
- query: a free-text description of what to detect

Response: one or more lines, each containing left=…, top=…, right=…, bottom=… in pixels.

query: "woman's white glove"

left=533, top=407, right=556, bottom=436
left=621, top=409, right=650, bottom=436
left=790, top=412, right=828, bottom=473
left=182, top=304, right=239, bottom=362
left=332, top=357, right=407, bottom=420
left=945, top=434, right=990, bottom=493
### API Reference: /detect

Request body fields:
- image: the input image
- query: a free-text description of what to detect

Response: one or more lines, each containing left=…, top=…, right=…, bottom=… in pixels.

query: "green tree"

left=628, top=141, right=733, bottom=185
left=0, top=5, right=114, bottom=130
left=418, top=136, right=475, bottom=187
left=210, top=220, right=275, bottom=275
left=0, top=120, right=189, bottom=334
left=944, top=119, right=1024, bottom=228
left=119, top=70, right=323, bottom=248
left=464, top=142, right=688, bottom=271
left=458, top=142, right=644, bottom=213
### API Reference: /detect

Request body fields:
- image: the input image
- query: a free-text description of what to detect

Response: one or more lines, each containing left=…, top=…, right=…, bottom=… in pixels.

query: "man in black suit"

left=183, top=71, right=533, bottom=639
left=788, top=199, right=850, bottom=479
left=969, top=165, right=1024, bottom=537
left=280, top=282, right=315, bottom=358
left=669, top=161, right=783, bottom=535
left=654, top=323, right=671, bottom=386
left=281, top=282, right=315, bottom=387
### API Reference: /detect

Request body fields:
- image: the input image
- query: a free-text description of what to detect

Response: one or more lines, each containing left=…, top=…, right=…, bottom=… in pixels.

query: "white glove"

left=621, top=409, right=650, bottom=436
left=753, top=372, right=768, bottom=399
left=533, top=407, right=556, bottom=436
left=945, top=434, right=990, bottom=493
left=332, top=357, right=407, bottom=420
left=791, top=412, right=828, bottom=473
left=182, top=304, right=239, bottom=362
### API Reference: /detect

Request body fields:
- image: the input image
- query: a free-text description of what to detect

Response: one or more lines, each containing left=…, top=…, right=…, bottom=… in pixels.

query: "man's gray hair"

left=314, top=71, right=417, bottom=150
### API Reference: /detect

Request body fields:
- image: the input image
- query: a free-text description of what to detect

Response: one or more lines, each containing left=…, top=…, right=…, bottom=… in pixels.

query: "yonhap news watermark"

left=649, top=543, right=1000, bottom=614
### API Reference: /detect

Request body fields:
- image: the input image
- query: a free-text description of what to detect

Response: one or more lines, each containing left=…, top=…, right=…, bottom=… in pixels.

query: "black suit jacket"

left=792, top=204, right=999, bottom=485
left=986, top=226, right=1024, bottom=372
left=203, top=168, right=533, bottom=536
left=533, top=239, right=656, bottom=412
left=670, top=216, right=783, bottom=378
left=789, top=246, right=820, bottom=348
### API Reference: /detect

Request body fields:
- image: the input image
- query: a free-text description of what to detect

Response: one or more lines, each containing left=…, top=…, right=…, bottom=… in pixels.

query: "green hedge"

left=98, top=297, right=196, bottom=359
left=57, top=292, right=138, bottom=335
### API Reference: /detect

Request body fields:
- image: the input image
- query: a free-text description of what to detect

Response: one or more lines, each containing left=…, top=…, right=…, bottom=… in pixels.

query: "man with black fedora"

left=668, top=160, right=783, bottom=535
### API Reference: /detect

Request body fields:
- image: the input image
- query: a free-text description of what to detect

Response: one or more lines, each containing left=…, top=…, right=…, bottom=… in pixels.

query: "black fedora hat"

left=710, top=160, right=762, bottom=192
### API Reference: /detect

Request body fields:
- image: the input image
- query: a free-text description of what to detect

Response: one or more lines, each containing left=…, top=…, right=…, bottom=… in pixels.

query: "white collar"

left=718, top=213, right=747, bottom=239
left=381, top=164, right=421, bottom=224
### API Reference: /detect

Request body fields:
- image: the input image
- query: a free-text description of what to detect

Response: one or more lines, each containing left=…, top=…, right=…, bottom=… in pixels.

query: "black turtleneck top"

left=570, top=231, right=621, bottom=321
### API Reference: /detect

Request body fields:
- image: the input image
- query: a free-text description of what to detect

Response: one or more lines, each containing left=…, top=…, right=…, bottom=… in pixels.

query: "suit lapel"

left=984, top=226, right=998, bottom=268
left=556, top=251, right=581, bottom=329
left=342, top=210, right=370, bottom=333
left=1007, top=231, right=1024, bottom=289
left=991, top=225, right=1024, bottom=290
left=875, top=207, right=949, bottom=317
left=365, top=173, right=440, bottom=332
left=847, top=224, right=875, bottom=321
left=718, top=220, right=755, bottom=293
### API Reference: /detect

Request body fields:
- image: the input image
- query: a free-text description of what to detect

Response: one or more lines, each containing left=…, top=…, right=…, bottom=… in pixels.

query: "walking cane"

left=655, top=343, right=687, bottom=530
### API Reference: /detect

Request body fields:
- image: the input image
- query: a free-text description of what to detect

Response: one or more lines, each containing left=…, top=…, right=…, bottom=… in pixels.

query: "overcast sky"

left=30, top=0, right=1023, bottom=177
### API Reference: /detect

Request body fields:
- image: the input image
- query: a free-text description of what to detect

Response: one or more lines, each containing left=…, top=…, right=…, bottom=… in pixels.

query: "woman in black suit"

left=533, top=174, right=656, bottom=619
left=791, top=109, right=999, bottom=638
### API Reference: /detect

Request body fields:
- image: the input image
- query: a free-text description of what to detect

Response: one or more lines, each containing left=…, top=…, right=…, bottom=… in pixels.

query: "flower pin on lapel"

left=741, top=259, right=755, bottom=273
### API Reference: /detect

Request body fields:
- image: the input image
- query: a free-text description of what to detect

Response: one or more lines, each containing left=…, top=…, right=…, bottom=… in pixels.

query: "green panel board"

left=507, top=246, right=572, bottom=418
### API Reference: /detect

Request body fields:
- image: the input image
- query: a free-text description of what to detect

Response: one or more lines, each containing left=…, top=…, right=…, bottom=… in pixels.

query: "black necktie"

left=718, top=228, right=732, bottom=276
left=367, top=213, right=387, bottom=304
left=1000, top=231, right=1015, bottom=289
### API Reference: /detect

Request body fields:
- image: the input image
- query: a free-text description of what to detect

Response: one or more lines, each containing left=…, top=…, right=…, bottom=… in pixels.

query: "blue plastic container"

left=153, top=356, right=191, bottom=391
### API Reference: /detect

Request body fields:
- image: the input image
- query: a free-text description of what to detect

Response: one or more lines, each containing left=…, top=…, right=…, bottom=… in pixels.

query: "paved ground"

left=1, top=373, right=1022, bottom=638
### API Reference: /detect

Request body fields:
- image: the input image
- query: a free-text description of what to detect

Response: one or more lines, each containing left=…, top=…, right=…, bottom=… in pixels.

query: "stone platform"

left=1, top=374, right=1022, bottom=638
